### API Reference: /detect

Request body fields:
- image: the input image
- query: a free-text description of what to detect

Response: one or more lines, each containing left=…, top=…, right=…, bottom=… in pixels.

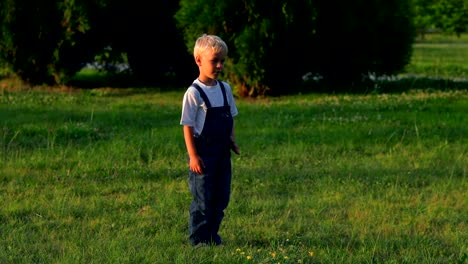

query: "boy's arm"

left=230, top=121, right=240, bottom=155
left=183, top=125, right=205, bottom=174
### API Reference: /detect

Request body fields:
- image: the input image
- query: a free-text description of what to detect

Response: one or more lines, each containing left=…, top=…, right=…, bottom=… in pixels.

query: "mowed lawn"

left=0, top=87, right=466, bottom=263
left=405, top=33, right=468, bottom=79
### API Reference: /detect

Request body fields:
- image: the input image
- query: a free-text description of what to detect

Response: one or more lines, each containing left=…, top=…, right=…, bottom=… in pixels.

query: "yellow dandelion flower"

left=308, top=251, right=314, bottom=257
left=246, top=256, right=252, bottom=260
left=271, top=252, right=277, bottom=258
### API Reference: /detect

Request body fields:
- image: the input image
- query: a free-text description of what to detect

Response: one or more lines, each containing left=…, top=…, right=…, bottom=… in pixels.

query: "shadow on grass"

left=3, top=71, right=467, bottom=97
left=67, top=69, right=192, bottom=92
left=374, top=76, right=468, bottom=94
left=0, top=104, right=180, bottom=154
left=70, top=73, right=468, bottom=97
left=289, top=75, right=468, bottom=95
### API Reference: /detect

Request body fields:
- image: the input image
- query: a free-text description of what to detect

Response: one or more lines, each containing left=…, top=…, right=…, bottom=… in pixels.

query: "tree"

left=314, top=0, right=415, bottom=88
left=0, top=0, right=109, bottom=85
left=413, top=0, right=438, bottom=37
left=0, top=0, right=193, bottom=87
left=113, top=0, right=195, bottom=86
left=176, top=0, right=319, bottom=96
left=0, top=0, right=62, bottom=84
left=413, top=0, right=468, bottom=37
left=176, top=0, right=415, bottom=96
left=433, top=0, right=468, bottom=37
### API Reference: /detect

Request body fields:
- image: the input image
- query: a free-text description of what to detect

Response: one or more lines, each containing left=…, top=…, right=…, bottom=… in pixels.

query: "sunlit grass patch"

left=0, top=88, right=466, bottom=263
left=405, top=43, right=468, bottom=79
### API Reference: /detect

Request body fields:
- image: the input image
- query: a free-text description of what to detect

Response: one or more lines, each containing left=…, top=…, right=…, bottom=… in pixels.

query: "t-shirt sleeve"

left=180, top=88, right=200, bottom=126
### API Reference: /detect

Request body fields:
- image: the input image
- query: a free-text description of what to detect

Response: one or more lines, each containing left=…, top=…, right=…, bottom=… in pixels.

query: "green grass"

left=403, top=33, right=468, bottom=80
left=404, top=43, right=468, bottom=79
left=415, top=33, right=468, bottom=44
left=0, top=88, right=466, bottom=263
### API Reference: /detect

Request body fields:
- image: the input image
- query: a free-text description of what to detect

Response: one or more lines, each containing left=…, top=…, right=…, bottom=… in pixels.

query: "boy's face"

left=196, top=49, right=226, bottom=85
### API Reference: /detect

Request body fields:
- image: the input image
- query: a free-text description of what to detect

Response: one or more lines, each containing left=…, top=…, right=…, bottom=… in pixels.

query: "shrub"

left=116, top=0, right=195, bottom=87
left=0, top=0, right=109, bottom=85
left=176, top=0, right=317, bottom=96
left=176, top=0, right=415, bottom=96
left=313, top=0, right=416, bottom=91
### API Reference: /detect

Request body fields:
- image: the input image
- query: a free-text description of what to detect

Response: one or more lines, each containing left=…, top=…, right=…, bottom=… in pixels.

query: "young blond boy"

left=180, top=34, right=240, bottom=246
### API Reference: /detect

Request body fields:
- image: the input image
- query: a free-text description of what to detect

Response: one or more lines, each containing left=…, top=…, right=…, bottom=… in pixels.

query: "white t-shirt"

left=180, top=79, right=238, bottom=135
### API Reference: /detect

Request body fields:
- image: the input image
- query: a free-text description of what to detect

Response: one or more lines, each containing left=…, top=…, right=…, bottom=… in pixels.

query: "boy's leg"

left=188, top=156, right=217, bottom=246
left=188, top=169, right=211, bottom=245
left=210, top=156, right=232, bottom=244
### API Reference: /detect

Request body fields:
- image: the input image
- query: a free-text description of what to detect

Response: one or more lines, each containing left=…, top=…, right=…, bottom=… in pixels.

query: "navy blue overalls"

left=188, top=81, right=234, bottom=246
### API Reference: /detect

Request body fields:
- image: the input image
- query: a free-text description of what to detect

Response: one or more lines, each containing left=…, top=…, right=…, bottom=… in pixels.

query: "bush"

left=0, top=0, right=109, bottom=85
left=0, top=0, right=195, bottom=87
left=176, top=0, right=415, bottom=96
left=313, top=0, right=415, bottom=91
left=115, top=0, right=195, bottom=87
left=0, top=0, right=62, bottom=84
left=176, top=0, right=317, bottom=96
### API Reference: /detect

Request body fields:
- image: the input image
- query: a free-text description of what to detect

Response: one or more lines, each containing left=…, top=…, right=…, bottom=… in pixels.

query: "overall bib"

left=188, top=81, right=233, bottom=245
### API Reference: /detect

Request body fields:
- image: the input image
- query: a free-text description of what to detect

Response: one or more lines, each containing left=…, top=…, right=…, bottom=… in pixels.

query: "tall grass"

left=0, top=88, right=466, bottom=263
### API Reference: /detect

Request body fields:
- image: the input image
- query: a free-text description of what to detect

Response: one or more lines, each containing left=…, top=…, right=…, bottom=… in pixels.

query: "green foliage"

left=0, top=0, right=109, bottom=85
left=0, top=0, right=62, bottom=84
left=0, top=0, right=194, bottom=87
left=4, top=0, right=464, bottom=94
left=413, top=0, right=468, bottom=37
left=313, top=0, right=415, bottom=89
left=111, top=0, right=195, bottom=86
left=176, top=0, right=415, bottom=96
left=176, top=0, right=318, bottom=96
left=413, top=0, right=437, bottom=34
left=433, top=0, right=468, bottom=37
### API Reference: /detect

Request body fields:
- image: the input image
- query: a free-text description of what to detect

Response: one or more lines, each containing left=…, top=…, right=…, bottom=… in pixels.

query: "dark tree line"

left=0, top=0, right=195, bottom=87
left=1, top=0, right=419, bottom=96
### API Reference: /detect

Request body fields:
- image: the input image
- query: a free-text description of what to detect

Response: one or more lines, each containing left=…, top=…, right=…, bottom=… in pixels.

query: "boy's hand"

left=231, top=141, right=240, bottom=155
left=190, top=155, right=205, bottom=174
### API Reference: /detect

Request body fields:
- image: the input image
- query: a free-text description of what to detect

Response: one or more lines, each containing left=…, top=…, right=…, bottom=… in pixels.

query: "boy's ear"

left=195, top=55, right=202, bottom=66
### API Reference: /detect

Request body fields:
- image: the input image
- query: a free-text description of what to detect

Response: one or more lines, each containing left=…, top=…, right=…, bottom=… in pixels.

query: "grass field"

left=414, top=33, right=468, bottom=44
left=0, top=33, right=467, bottom=263
left=404, top=43, right=468, bottom=79
left=0, top=87, right=466, bottom=263
left=404, top=33, right=468, bottom=79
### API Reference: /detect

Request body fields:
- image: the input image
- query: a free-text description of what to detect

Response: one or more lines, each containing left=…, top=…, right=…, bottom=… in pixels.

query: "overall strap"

left=191, top=83, right=211, bottom=108
left=191, top=81, right=229, bottom=108
left=218, top=81, right=229, bottom=107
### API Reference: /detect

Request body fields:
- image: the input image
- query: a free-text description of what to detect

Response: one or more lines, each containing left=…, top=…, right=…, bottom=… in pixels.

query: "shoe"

left=212, top=235, right=222, bottom=246
left=193, top=242, right=210, bottom=249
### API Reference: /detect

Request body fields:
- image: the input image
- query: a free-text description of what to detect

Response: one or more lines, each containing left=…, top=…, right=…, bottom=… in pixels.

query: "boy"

left=180, top=34, right=240, bottom=247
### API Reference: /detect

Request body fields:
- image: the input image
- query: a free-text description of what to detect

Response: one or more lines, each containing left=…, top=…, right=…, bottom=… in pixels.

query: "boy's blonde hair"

left=193, top=34, right=228, bottom=59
